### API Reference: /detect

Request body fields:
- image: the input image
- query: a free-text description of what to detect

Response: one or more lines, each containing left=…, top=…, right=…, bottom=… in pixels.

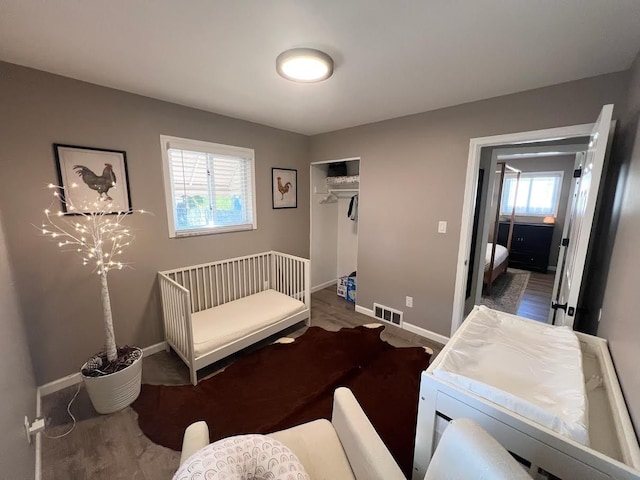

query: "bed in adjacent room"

left=483, top=162, right=520, bottom=295
left=483, top=242, right=509, bottom=292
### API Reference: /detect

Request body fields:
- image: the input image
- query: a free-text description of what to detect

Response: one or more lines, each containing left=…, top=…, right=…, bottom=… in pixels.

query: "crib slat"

left=215, top=264, right=220, bottom=307
left=244, top=259, right=248, bottom=297
left=226, top=263, right=230, bottom=303
left=250, top=257, right=255, bottom=295
left=207, top=265, right=212, bottom=309
left=197, top=268, right=203, bottom=312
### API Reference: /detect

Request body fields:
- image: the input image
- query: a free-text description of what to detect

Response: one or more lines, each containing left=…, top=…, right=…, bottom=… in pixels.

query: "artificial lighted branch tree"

left=41, top=183, right=146, bottom=364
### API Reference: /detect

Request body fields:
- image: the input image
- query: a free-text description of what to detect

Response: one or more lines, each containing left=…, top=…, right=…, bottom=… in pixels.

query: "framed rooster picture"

left=272, top=168, right=297, bottom=209
left=53, top=144, right=132, bottom=214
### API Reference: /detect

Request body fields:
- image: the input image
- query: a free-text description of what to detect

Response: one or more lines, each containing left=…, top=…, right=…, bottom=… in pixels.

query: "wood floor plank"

left=516, top=271, right=555, bottom=322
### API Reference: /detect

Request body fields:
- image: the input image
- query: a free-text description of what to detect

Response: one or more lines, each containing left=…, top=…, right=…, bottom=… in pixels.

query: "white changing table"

left=413, top=306, right=640, bottom=480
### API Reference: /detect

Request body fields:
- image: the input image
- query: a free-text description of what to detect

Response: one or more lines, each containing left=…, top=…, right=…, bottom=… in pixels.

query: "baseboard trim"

left=38, top=372, right=82, bottom=397
left=37, top=341, right=168, bottom=397
left=311, top=279, right=337, bottom=293
left=403, top=322, right=449, bottom=345
left=143, top=341, right=168, bottom=357
left=355, top=305, right=374, bottom=316
left=355, top=306, right=449, bottom=345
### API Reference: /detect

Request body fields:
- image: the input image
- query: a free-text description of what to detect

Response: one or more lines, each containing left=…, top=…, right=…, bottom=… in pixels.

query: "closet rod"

left=328, top=188, right=359, bottom=193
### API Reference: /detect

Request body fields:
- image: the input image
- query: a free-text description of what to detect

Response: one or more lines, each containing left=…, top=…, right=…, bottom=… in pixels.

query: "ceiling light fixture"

left=276, top=48, right=334, bottom=83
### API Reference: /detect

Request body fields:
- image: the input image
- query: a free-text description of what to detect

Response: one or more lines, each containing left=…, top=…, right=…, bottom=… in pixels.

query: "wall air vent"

left=373, top=303, right=403, bottom=327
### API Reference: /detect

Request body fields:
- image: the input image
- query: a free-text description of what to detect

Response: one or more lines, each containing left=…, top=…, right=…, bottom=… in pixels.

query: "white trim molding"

left=311, top=279, right=337, bottom=293
left=451, top=122, right=594, bottom=337
left=37, top=372, right=82, bottom=398
left=355, top=305, right=375, bottom=317
left=310, top=157, right=361, bottom=166
left=402, top=322, right=449, bottom=345
left=355, top=305, right=449, bottom=345
left=142, top=341, right=169, bottom=357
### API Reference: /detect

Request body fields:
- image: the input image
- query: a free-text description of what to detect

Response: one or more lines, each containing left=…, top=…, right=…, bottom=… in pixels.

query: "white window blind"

left=161, top=136, right=256, bottom=237
left=500, top=171, right=563, bottom=217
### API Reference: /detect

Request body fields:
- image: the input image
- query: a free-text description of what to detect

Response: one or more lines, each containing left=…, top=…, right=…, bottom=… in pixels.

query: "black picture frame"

left=53, top=143, right=132, bottom=214
left=272, top=168, right=297, bottom=209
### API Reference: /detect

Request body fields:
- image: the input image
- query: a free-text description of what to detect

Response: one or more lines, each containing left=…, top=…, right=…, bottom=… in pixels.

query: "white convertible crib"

left=413, top=306, right=640, bottom=480
left=159, top=251, right=310, bottom=385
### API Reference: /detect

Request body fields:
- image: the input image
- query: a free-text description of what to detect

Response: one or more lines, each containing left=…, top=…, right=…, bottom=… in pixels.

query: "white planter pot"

left=81, top=348, right=143, bottom=414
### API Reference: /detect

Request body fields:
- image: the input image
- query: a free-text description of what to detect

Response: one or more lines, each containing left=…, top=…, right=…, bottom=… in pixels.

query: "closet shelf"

left=329, top=188, right=358, bottom=193
left=325, top=175, right=359, bottom=186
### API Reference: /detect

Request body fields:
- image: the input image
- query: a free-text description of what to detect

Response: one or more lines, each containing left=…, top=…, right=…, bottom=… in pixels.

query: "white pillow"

left=173, top=434, right=310, bottom=480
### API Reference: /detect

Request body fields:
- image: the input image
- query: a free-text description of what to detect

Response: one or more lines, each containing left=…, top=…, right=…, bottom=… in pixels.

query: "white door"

left=550, top=104, right=613, bottom=327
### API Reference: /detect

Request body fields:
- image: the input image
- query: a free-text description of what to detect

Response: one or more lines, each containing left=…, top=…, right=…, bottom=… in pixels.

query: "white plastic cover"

left=433, top=306, right=589, bottom=445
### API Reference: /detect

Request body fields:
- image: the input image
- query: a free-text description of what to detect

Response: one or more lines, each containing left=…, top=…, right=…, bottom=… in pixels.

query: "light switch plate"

left=438, top=221, right=447, bottom=234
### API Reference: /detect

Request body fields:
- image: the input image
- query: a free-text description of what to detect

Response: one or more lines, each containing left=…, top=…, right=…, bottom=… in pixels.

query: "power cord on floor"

left=43, top=383, right=81, bottom=439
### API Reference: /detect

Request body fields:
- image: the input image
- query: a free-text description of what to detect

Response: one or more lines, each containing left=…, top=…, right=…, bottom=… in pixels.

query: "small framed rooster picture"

left=53, top=144, right=132, bottom=214
left=272, top=168, right=297, bottom=209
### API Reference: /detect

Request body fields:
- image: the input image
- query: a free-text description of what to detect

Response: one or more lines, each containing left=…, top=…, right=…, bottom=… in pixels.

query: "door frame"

left=451, top=123, right=594, bottom=336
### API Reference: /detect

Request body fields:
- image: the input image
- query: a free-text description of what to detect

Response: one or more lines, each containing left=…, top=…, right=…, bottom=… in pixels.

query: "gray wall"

left=0, top=62, right=310, bottom=384
left=598, top=51, right=640, bottom=435
left=0, top=208, right=36, bottom=478
left=500, top=155, right=576, bottom=268
left=310, top=72, right=628, bottom=337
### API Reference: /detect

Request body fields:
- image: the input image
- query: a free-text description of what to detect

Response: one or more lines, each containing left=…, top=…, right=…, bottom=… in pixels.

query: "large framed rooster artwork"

left=53, top=144, right=132, bottom=214
left=272, top=167, right=297, bottom=209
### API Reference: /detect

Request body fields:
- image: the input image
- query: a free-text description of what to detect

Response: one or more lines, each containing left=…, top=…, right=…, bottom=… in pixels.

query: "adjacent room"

left=2, top=1, right=640, bottom=479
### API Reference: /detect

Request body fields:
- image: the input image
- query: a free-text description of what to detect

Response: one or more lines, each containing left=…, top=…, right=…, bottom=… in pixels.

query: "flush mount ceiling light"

left=276, top=48, right=334, bottom=83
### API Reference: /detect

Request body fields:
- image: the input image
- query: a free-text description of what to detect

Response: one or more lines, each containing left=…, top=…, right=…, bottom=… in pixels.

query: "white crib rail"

left=270, top=251, right=311, bottom=307
left=158, top=251, right=310, bottom=383
left=157, top=273, right=193, bottom=368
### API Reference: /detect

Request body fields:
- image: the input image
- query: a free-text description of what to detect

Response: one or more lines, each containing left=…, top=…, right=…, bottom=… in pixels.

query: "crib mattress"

left=432, top=306, right=589, bottom=445
left=485, top=243, right=508, bottom=272
left=191, top=289, right=306, bottom=357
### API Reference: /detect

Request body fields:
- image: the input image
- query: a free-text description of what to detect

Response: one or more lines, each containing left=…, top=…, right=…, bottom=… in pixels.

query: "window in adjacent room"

left=160, top=135, right=256, bottom=237
left=500, top=171, right=563, bottom=217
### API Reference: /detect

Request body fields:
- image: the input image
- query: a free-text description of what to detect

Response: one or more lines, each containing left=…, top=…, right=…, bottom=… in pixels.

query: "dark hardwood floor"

left=40, top=286, right=443, bottom=479
left=516, top=271, right=555, bottom=322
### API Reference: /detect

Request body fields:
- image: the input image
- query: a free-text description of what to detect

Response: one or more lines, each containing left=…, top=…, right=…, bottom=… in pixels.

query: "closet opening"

left=310, top=157, right=360, bottom=304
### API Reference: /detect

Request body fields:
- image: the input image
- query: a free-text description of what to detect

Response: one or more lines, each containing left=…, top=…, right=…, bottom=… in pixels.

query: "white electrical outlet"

left=438, top=221, right=447, bottom=234
left=406, top=296, right=413, bottom=308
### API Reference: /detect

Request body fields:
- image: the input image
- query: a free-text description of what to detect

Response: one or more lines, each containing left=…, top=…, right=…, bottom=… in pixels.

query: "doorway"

left=452, top=105, right=614, bottom=335
left=470, top=144, right=588, bottom=322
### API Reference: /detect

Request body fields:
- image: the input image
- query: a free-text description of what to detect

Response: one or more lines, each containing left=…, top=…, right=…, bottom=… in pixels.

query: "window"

left=160, top=135, right=256, bottom=237
left=500, top=171, right=563, bottom=217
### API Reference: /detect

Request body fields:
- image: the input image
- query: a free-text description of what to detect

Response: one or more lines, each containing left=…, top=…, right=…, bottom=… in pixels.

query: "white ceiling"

left=1, top=1, right=640, bottom=135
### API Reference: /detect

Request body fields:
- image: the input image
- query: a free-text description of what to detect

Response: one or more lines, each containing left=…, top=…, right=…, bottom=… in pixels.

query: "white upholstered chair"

left=424, top=418, right=530, bottom=480
left=178, top=389, right=528, bottom=480
left=179, top=387, right=405, bottom=480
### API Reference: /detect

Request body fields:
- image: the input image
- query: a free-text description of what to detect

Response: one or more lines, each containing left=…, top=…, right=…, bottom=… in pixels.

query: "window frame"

left=160, top=135, right=257, bottom=238
left=500, top=170, right=564, bottom=217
